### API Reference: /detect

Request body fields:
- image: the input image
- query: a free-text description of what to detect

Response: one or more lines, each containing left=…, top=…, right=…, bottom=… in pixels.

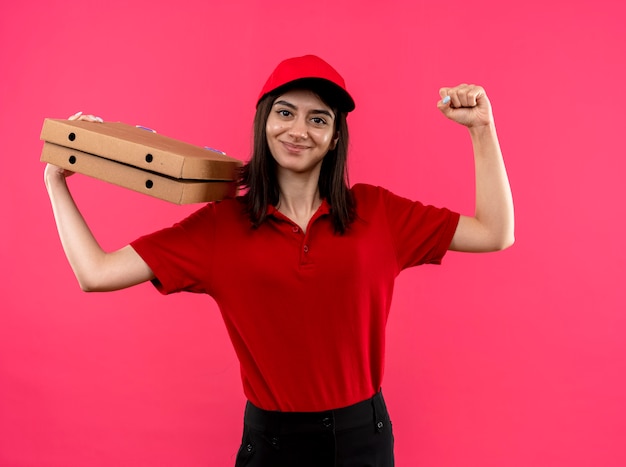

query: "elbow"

left=488, top=217, right=515, bottom=251
left=491, top=231, right=515, bottom=251
left=505, top=233, right=516, bottom=249
left=77, top=275, right=106, bottom=293
left=78, top=279, right=98, bottom=293
left=494, top=236, right=515, bottom=251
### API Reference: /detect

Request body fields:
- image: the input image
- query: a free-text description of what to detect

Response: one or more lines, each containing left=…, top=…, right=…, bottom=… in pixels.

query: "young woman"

left=44, top=55, right=514, bottom=467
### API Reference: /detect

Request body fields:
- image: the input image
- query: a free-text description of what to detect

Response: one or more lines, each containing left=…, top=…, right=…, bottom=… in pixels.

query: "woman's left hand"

left=437, top=84, right=494, bottom=128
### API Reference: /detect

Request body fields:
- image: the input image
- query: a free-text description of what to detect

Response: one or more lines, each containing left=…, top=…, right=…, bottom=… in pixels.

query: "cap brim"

left=259, top=77, right=355, bottom=112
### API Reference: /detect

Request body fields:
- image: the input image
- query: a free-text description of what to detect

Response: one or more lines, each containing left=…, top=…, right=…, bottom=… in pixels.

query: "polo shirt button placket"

left=299, top=241, right=311, bottom=265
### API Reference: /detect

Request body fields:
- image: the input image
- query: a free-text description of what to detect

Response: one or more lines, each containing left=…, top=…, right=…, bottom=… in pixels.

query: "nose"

left=288, top=116, right=308, bottom=140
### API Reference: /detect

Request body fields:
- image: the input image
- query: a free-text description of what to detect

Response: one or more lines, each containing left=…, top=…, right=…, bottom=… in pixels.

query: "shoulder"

left=172, top=197, right=246, bottom=231
left=350, top=183, right=448, bottom=221
left=349, top=184, right=402, bottom=224
left=195, top=196, right=246, bottom=216
left=212, top=196, right=246, bottom=213
left=351, top=183, right=379, bottom=194
left=351, top=183, right=388, bottom=201
left=351, top=183, right=410, bottom=208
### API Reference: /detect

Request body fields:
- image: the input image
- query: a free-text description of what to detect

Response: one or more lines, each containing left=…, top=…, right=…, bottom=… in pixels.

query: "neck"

left=276, top=168, right=322, bottom=231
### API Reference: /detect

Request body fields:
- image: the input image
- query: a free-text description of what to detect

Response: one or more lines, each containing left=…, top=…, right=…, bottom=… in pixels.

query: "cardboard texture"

left=40, top=119, right=241, bottom=180
left=40, top=118, right=243, bottom=204
left=41, top=142, right=238, bottom=204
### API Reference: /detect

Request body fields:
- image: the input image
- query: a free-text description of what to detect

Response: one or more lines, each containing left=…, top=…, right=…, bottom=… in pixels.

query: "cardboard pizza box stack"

left=40, top=119, right=242, bottom=204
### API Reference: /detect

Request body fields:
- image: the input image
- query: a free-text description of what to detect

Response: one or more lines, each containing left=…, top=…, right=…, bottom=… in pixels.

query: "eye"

left=277, top=109, right=292, bottom=118
left=311, top=117, right=327, bottom=125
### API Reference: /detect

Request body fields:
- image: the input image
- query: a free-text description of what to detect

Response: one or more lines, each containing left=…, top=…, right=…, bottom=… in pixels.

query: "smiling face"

left=265, top=89, right=338, bottom=178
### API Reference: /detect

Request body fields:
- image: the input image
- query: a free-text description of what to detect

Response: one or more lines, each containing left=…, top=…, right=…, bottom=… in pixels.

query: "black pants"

left=235, top=391, right=394, bottom=467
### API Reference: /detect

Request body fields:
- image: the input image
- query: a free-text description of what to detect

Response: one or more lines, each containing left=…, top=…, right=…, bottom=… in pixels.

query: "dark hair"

left=238, top=87, right=355, bottom=234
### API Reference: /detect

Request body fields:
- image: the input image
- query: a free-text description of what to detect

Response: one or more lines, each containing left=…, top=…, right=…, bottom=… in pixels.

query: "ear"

left=329, top=132, right=340, bottom=151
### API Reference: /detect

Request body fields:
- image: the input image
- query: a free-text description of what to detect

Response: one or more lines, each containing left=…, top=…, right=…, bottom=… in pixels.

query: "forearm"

left=468, top=122, right=514, bottom=249
left=45, top=167, right=155, bottom=291
left=45, top=173, right=108, bottom=290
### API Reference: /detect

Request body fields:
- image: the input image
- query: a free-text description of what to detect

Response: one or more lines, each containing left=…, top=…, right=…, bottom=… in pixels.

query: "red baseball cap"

left=257, top=55, right=355, bottom=112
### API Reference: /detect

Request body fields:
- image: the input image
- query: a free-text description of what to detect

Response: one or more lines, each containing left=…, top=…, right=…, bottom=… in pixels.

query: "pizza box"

left=40, top=118, right=241, bottom=181
left=41, top=142, right=237, bottom=204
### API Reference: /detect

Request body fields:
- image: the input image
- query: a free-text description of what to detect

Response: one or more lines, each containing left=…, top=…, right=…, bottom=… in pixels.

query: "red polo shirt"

left=131, top=184, right=459, bottom=412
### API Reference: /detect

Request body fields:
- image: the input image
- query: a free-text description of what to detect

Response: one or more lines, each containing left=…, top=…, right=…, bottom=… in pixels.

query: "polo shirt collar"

left=267, top=198, right=331, bottom=219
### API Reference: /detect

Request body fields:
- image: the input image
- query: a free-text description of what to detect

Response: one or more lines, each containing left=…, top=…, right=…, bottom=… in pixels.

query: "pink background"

left=1, top=0, right=625, bottom=466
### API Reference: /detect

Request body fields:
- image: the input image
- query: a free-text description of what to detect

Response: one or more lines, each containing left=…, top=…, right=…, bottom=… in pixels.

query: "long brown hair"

left=238, top=86, right=355, bottom=234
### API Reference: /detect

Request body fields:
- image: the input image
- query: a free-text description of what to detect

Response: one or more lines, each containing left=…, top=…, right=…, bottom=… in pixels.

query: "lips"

left=281, top=141, right=311, bottom=153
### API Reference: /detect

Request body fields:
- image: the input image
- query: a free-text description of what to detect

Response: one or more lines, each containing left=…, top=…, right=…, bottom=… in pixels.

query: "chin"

left=277, top=162, right=322, bottom=176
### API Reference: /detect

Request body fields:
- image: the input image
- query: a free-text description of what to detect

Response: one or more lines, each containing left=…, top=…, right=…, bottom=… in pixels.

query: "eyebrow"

left=273, top=100, right=335, bottom=120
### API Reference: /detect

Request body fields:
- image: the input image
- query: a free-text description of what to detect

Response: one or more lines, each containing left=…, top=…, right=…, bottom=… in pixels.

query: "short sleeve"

left=378, top=186, right=460, bottom=269
left=130, top=203, right=217, bottom=294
